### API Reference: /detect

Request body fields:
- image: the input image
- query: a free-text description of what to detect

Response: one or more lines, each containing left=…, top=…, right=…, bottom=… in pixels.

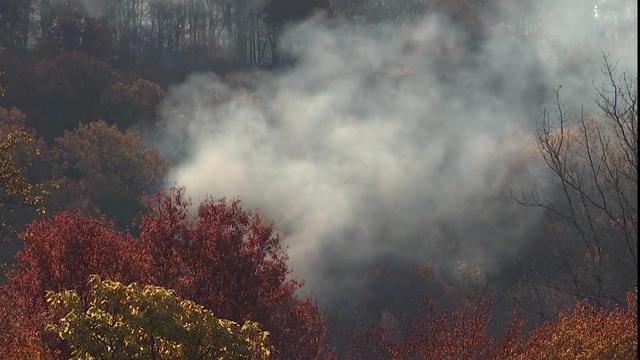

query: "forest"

left=0, top=0, right=637, bottom=359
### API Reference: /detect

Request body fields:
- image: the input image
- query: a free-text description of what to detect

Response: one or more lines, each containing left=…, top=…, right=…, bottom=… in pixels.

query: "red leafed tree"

left=0, top=212, right=141, bottom=357
left=403, top=296, right=497, bottom=359
left=403, top=296, right=528, bottom=360
left=137, top=188, right=328, bottom=359
left=347, top=294, right=526, bottom=360
left=347, top=288, right=637, bottom=360
left=0, top=188, right=329, bottom=359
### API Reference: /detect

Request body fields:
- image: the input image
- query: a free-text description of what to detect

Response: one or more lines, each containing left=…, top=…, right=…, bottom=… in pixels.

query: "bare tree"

left=516, top=54, right=637, bottom=316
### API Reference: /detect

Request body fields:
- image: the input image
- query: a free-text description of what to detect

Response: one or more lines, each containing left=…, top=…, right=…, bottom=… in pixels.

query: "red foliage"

left=0, top=212, right=140, bottom=357
left=346, top=324, right=395, bottom=360
left=0, top=189, right=328, bottom=359
left=347, top=295, right=507, bottom=360
left=12, top=213, right=142, bottom=296
left=137, top=189, right=328, bottom=359
left=403, top=296, right=497, bottom=359
left=348, top=289, right=637, bottom=360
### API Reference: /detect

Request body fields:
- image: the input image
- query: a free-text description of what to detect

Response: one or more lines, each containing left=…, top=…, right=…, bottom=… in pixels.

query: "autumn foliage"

left=96, top=78, right=167, bottom=128
left=513, top=290, right=638, bottom=360
left=0, top=109, right=49, bottom=240
left=347, top=290, right=638, bottom=360
left=346, top=295, right=524, bottom=360
left=2, top=61, right=48, bottom=239
left=33, top=51, right=114, bottom=135
left=50, top=120, right=167, bottom=227
left=46, top=275, right=271, bottom=359
left=1, top=190, right=636, bottom=359
left=0, top=2, right=636, bottom=359
left=0, top=189, right=326, bottom=359
left=137, top=189, right=328, bottom=359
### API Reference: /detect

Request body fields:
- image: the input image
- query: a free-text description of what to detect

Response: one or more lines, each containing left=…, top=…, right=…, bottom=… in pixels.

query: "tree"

left=345, top=293, right=527, bottom=360
left=0, top=47, right=37, bottom=113
left=323, top=259, right=474, bottom=356
left=516, top=56, right=637, bottom=313
left=347, top=288, right=637, bottom=360
left=0, top=190, right=328, bottom=359
left=0, top=212, right=140, bottom=358
left=514, top=289, right=637, bottom=360
left=0, top=65, right=49, bottom=241
left=0, top=1, right=33, bottom=51
left=33, top=51, right=114, bottom=137
left=0, top=120, right=48, bottom=241
left=137, top=188, right=328, bottom=359
left=404, top=296, right=499, bottom=360
left=51, top=120, right=167, bottom=227
left=46, top=275, right=272, bottom=359
left=96, top=78, right=166, bottom=128
left=78, top=17, right=114, bottom=58
left=0, top=106, right=26, bottom=131
left=37, top=0, right=88, bottom=54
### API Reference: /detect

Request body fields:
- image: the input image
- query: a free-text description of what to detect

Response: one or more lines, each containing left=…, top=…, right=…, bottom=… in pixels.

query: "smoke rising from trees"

left=153, top=0, right=637, bottom=298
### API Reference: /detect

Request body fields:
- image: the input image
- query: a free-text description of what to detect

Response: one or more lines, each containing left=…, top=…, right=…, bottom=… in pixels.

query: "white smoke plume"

left=152, top=1, right=637, bottom=297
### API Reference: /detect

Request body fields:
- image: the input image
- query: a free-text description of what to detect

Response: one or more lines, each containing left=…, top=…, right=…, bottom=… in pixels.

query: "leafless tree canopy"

left=517, top=54, right=637, bottom=314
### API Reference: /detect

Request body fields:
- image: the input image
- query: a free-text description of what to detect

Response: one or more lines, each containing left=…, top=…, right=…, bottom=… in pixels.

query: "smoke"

left=152, top=1, right=637, bottom=298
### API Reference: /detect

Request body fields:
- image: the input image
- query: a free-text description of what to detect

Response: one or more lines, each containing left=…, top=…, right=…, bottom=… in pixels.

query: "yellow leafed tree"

left=46, top=275, right=272, bottom=359
left=512, top=290, right=637, bottom=360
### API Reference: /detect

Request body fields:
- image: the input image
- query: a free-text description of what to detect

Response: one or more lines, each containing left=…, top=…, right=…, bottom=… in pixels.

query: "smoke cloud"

left=152, top=0, right=637, bottom=298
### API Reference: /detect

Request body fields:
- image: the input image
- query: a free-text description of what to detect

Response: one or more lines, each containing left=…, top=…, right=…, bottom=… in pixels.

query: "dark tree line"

left=0, top=0, right=521, bottom=72
left=1, top=0, right=331, bottom=69
left=3, top=1, right=631, bottom=79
